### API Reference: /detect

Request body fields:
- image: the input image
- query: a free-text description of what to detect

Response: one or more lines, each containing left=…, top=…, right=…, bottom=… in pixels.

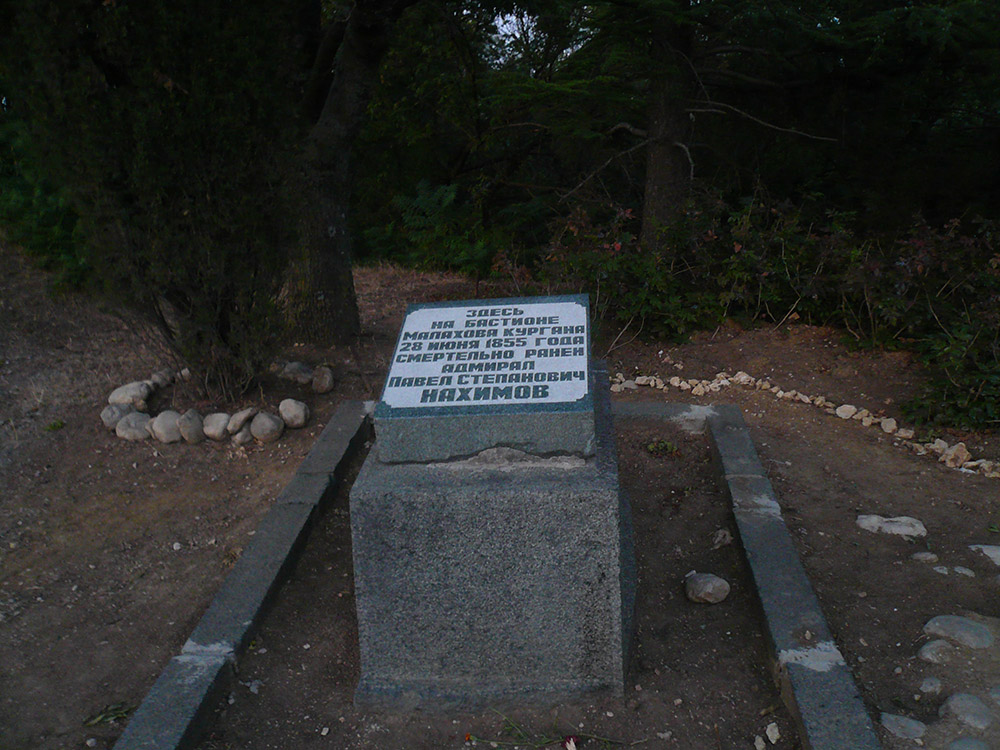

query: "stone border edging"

left=112, top=400, right=373, bottom=750
left=612, top=401, right=882, bottom=750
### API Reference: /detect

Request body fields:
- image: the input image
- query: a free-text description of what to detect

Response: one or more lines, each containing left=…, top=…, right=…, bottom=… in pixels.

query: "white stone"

left=280, top=361, right=314, bottom=384
left=920, top=677, right=942, bottom=694
left=897, top=428, right=915, bottom=440
left=954, top=566, right=976, bottom=577
left=912, top=551, right=939, bottom=563
left=203, top=413, right=230, bottom=441
left=116, top=412, right=151, bottom=441
left=669, top=376, right=682, bottom=387
left=312, top=366, right=335, bottom=394
left=108, top=381, right=152, bottom=408
left=685, top=572, right=730, bottom=604
left=679, top=381, right=691, bottom=391
left=635, top=376, right=650, bottom=386
left=856, top=514, right=927, bottom=539
left=622, top=380, right=638, bottom=390
left=941, top=442, right=972, bottom=468
left=970, top=545, right=1000, bottom=566
left=835, top=404, right=857, bottom=419
left=929, top=438, right=950, bottom=454
left=939, top=693, right=994, bottom=730
left=610, top=384, right=624, bottom=393
left=227, top=407, right=258, bottom=434
left=918, top=639, right=956, bottom=664
left=149, top=410, right=182, bottom=443
left=934, top=566, right=950, bottom=575
left=881, top=418, right=898, bottom=434
left=231, top=425, right=253, bottom=446
left=924, top=615, right=994, bottom=649
left=250, top=412, right=284, bottom=443
left=177, top=409, right=205, bottom=444
left=691, top=384, right=706, bottom=396
left=100, top=403, right=134, bottom=430
left=279, top=399, right=309, bottom=429
left=150, top=368, right=174, bottom=388
left=765, top=722, right=780, bottom=743
left=880, top=713, right=926, bottom=739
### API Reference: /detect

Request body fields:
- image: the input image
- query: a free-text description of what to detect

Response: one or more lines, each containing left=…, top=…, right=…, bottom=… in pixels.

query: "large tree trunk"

left=639, top=80, right=692, bottom=250
left=286, top=0, right=416, bottom=345
left=639, top=11, right=694, bottom=252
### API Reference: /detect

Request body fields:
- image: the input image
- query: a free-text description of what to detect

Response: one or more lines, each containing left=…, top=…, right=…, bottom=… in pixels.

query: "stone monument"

left=350, top=294, right=635, bottom=708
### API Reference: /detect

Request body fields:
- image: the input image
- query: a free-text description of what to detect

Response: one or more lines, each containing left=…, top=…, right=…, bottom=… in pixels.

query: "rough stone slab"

left=183, top=503, right=315, bottom=656
left=350, top=367, right=634, bottom=708
left=374, top=408, right=596, bottom=464
left=297, top=400, right=370, bottom=476
left=112, top=654, right=231, bottom=750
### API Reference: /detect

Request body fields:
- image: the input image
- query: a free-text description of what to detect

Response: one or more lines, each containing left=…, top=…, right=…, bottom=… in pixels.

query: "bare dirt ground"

left=1, top=244, right=998, bottom=749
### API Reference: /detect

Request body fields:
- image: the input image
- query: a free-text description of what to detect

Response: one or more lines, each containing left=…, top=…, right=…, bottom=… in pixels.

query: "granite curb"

left=612, top=401, right=882, bottom=750
left=113, top=401, right=371, bottom=750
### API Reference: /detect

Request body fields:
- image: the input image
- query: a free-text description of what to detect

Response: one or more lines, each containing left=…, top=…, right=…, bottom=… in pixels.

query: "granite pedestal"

left=350, top=367, right=635, bottom=709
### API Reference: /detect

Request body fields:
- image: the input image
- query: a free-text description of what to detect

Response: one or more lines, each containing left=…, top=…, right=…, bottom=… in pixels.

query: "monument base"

left=349, top=370, right=635, bottom=709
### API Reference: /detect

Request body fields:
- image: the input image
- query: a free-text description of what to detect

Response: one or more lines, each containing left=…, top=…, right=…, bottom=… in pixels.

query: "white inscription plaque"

left=381, top=297, right=589, bottom=409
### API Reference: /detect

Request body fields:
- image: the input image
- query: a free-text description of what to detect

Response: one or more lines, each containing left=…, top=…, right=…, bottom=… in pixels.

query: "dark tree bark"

left=286, top=0, right=418, bottom=345
left=639, top=9, right=695, bottom=252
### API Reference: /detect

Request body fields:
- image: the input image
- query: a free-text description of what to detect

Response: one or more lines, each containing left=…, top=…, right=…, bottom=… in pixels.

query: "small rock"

left=227, top=407, right=258, bottom=434
left=116, top=412, right=151, bottom=441
left=928, top=438, right=950, bottom=454
left=691, top=384, right=706, bottom=396
left=231, top=425, right=253, bottom=446
left=835, top=404, right=858, bottom=419
left=947, top=739, right=990, bottom=750
left=150, top=410, right=182, bottom=443
left=880, top=713, right=926, bottom=740
left=911, top=551, right=939, bottom=563
left=941, top=442, right=973, bottom=468
left=177, top=409, right=205, bottom=444
left=880, top=417, right=898, bottom=434
left=179, top=367, right=192, bottom=381
left=610, top=384, right=624, bottom=393
left=934, top=565, right=951, bottom=575
left=669, top=376, right=682, bottom=387
left=796, top=393, right=811, bottom=404
left=86, top=739, right=97, bottom=748
left=711, top=529, right=733, bottom=549
left=100, top=403, right=134, bottom=430
left=108, top=381, right=152, bottom=408
left=203, top=413, right=231, bottom=441
left=622, top=380, right=638, bottom=390
left=685, top=572, right=730, bottom=604
left=172, top=542, right=182, bottom=551
left=861, top=416, right=875, bottom=427
left=918, top=639, right=956, bottom=664
left=954, top=566, right=976, bottom=577
left=281, top=361, right=314, bottom=384
left=924, top=615, right=994, bottom=649
left=856, top=514, right=927, bottom=539
left=765, top=722, right=780, bottom=744
left=635, top=375, right=650, bottom=386
left=970, top=545, right=1000, bottom=566
left=939, top=693, right=994, bottom=730
left=754, top=737, right=766, bottom=750
left=279, top=399, right=309, bottom=429
left=150, top=368, right=174, bottom=388
left=678, top=381, right=691, bottom=391
left=920, top=677, right=942, bottom=694
left=897, top=428, right=915, bottom=440
left=312, top=366, right=335, bottom=394
left=250, top=412, right=284, bottom=443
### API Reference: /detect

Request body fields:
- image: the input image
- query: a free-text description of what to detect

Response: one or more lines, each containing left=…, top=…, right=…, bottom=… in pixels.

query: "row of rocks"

left=610, top=369, right=999, bottom=479
left=101, top=365, right=316, bottom=446
left=104, top=400, right=310, bottom=445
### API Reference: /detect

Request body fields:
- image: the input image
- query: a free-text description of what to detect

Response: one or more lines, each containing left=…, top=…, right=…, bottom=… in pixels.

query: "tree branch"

left=687, top=100, right=837, bottom=142
left=560, top=138, right=652, bottom=202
